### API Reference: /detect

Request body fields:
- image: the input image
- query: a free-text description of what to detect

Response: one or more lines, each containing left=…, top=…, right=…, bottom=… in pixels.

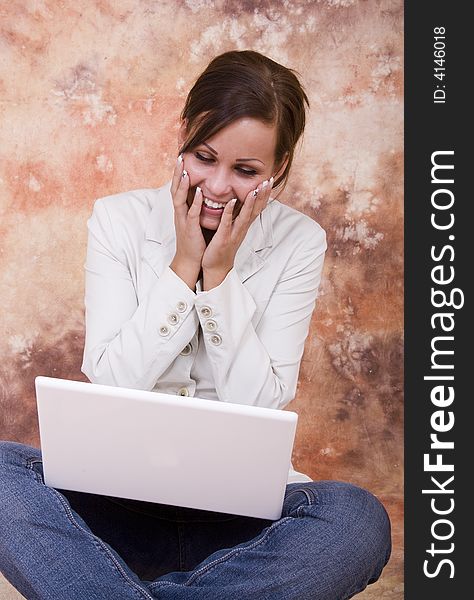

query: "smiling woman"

left=182, top=118, right=276, bottom=226
left=0, top=50, right=391, bottom=600
left=169, top=50, right=308, bottom=290
left=171, top=116, right=281, bottom=289
left=182, top=117, right=277, bottom=230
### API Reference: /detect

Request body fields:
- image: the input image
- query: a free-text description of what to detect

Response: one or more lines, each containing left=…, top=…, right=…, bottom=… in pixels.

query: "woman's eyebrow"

left=203, top=142, right=218, bottom=155
left=202, top=142, right=264, bottom=165
left=236, top=157, right=264, bottom=164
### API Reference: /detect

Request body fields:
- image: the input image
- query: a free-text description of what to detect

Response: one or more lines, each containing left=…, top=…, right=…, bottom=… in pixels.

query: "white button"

left=159, top=325, right=170, bottom=336
left=180, top=344, right=192, bottom=356
left=204, top=319, right=217, bottom=332
left=200, top=306, right=212, bottom=318
left=168, top=313, right=179, bottom=325
left=210, top=334, right=222, bottom=346
left=176, top=301, right=187, bottom=313
left=178, top=387, right=189, bottom=396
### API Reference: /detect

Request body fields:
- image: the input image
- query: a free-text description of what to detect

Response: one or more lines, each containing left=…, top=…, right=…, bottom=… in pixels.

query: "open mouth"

left=203, top=197, right=226, bottom=210
left=186, top=188, right=242, bottom=220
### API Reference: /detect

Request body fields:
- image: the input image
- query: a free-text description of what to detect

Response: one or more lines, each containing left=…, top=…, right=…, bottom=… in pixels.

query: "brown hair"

left=179, top=50, right=309, bottom=189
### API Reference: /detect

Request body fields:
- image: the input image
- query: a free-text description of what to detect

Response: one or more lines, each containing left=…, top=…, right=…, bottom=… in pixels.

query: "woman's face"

left=182, top=117, right=278, bottom=231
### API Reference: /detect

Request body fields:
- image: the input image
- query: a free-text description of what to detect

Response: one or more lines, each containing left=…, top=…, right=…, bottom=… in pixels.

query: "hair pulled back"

left=180, top=50, right=309, bottom=189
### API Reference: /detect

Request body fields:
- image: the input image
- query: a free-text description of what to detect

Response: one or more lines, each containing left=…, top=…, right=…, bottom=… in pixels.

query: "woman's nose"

left=205, top=167, right=232, bottom=198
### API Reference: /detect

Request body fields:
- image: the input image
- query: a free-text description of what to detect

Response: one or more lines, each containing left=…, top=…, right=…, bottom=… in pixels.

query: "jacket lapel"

left=235, top=200, right=274, bottom=283
left=142, top=182, right=176, bottom=279
left=142, top=182, right=274, bottom=285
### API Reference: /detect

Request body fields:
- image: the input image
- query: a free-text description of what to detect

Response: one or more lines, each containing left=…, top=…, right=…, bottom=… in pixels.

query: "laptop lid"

left=35, top=376, right=298, bottom=520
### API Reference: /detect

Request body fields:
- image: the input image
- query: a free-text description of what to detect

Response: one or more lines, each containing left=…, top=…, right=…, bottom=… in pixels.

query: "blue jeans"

left=0, top=441, right=391, bottom=599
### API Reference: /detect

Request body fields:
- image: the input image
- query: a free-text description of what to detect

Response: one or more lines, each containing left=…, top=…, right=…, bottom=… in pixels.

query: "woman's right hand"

left=169, top=155, right=206, bottom=290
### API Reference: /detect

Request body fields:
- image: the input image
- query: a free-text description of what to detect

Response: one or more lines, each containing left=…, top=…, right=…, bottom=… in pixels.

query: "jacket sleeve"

left=194, top=227, right=326, bottom=410
left=81, top=198, right=199, bottom=389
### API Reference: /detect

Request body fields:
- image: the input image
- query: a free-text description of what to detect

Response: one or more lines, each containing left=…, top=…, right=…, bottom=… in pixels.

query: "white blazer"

left=81, top=182, right=326, bottom=482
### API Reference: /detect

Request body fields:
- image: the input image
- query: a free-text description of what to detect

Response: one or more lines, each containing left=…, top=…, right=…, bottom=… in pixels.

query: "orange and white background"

left=0, top=1, right=403, bottom=598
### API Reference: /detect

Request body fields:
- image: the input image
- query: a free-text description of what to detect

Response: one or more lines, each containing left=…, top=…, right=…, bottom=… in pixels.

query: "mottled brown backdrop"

left=0, top=1, right=403, bottom=598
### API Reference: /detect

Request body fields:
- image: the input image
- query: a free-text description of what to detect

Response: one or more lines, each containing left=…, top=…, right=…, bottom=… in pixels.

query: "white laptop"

left=35, top=376, right=298, bottom=520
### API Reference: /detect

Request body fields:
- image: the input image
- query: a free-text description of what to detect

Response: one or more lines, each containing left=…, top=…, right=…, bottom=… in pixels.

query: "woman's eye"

left=194, top=152, right=257, bottom=177
left=236, top=167, right=257, bottom=177
left=195, top=152, right=214, bottom=163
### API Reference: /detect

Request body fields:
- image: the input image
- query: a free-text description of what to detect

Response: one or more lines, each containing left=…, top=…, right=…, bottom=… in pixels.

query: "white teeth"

left=204, top=198, right=225, bottom=209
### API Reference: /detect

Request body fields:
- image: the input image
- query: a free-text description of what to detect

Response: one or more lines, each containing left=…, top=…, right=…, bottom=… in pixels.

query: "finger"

left=235, top=177, right=272, bottom=232
left=173, top=168, right=190, bottom=221
left=218, top=198, right=237, bottom=234
left=235, top=186, right=258, bottom=226
left=175, top=168, right=190, bottom=206
left=187, top=185, right=204, bottom=220
left=171, top=154, right=184, bottom=196
left=252, top=176, right=274, bottom=219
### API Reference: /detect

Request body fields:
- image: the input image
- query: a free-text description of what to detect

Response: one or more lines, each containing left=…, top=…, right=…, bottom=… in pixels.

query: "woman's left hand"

left=201, top=178, right=273, bottom=290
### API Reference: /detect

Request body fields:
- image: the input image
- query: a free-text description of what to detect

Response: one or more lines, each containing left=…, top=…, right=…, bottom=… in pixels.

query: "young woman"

left=0, top=51, right=391, bottom=600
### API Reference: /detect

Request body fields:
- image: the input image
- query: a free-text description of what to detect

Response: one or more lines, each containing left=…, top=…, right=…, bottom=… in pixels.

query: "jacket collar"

left=144, top=181, right=274, bottom=284
left=144, top=181, right=175, bottom=246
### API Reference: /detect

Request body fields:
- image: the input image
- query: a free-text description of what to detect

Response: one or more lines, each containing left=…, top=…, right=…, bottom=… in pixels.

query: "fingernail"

left=269, top=176, right=274, bottom=186
left=177, top=154, right=183, bottom=164
left=182, top=169, right=187, bottom=179
left=262, top=180, right=268, bottom=188
left=196, top=186, right=201, bottom=194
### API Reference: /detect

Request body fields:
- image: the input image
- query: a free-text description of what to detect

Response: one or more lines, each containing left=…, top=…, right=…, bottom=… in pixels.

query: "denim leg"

left=0, top=441, right=157, bottom=600
left=1, top=441, right=391, bottom=600
left=149, top=481, right=392, bottom=600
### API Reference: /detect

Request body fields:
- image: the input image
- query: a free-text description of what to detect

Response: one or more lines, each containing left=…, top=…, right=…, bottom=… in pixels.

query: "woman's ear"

left=273, top=153, right=289, bottom=181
